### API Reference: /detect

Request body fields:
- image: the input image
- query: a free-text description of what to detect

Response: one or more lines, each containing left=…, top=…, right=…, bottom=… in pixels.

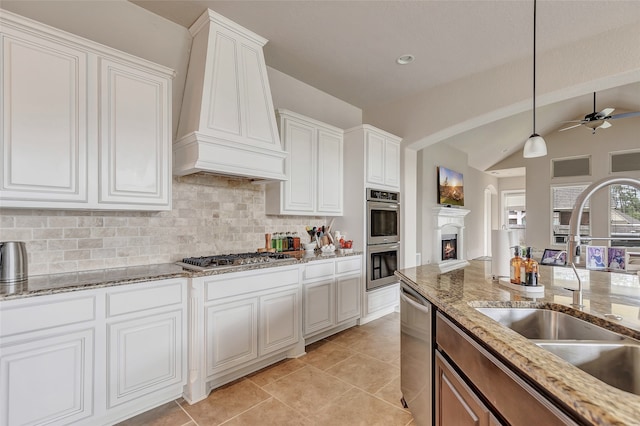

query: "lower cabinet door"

left=107, top=310, right=183, bottom=407
left=303, top=280, right=335, bottom=337
left=435, top=351, right=498, bottom=426
left=0, top=329, right=94, bottom=426
left=206, top=297, right=258, bottom=375
left=259, top=287, right=300, bottom=356
left=336, top=275, right=361, bottom=323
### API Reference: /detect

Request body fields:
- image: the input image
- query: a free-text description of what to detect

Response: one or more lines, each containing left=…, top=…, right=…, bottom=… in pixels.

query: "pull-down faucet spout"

left=566, top=177, right=640, bottom=309
left=567, top=177, right=640, bottom=264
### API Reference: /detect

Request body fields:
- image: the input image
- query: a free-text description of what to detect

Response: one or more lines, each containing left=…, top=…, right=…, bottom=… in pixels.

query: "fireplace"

left=433, top=207, right=470, bottom=272
left=441, top=234, right=457, bottom=261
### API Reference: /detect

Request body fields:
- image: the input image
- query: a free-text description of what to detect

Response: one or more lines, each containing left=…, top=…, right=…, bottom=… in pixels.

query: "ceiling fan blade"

left=595, top=108, right=615, bottom=118
left=599, top=121, right=612, bottom=129
left=608, top=111, right=640, bottom=120
left=559, top=124, right=583, bottom=132
left=560, top=120, right=585, bottom=124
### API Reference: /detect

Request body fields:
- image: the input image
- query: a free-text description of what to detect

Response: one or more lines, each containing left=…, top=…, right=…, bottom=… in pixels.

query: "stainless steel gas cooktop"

left=176, top=252, right=293, bottom=272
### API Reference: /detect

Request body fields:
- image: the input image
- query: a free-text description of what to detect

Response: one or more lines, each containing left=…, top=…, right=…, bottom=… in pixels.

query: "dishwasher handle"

left=401, top=285, right=431, bottom=313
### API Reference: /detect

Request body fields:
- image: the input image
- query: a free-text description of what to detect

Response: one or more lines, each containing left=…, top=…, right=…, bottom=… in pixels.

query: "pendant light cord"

left=532, top=0, right=537, bottom=135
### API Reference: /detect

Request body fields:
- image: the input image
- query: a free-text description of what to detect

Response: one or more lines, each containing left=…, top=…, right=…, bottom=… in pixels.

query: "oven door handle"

left=368, top=244, right=399, bottom=252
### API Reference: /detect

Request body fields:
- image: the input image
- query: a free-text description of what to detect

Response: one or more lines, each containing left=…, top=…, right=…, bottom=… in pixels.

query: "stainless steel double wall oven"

left=366, top=188, right=400, bottom=291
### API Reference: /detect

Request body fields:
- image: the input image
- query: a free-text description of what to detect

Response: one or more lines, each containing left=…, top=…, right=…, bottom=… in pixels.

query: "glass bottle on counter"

left=510, top=247, right=523, bottom=285
left=274, top=233, right=281, bottom=252
left=287, top=232, right=294, bottom=251
left=282, top=232, right=289, bottom=251
left=271, top=233, right=278, bottom=251
left=523, top=247, right=539, bottom=286
left=293, top=232, right=301, bottom=250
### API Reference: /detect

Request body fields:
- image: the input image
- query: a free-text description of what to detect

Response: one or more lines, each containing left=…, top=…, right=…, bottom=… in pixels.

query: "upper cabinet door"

left=365, top=128, right=401, bottom=190
left=265, top=109, right=344, bottom=216
left=384, top=138, right=401, bottom=189
left=317, top=129, right=343, bottom=214
left=366, top=131, right=385, bottom=186
left=0, top=27, right=89, bottom=205
left=283, top=118, right=316, bottom=212
left=98, top=59, right=171, bottom=208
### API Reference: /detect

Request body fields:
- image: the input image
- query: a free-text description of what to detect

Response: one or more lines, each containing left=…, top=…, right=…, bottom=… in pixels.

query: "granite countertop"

left=396, top=260, right=640, bottom=425
left=0, top=250, right=362, bottom=301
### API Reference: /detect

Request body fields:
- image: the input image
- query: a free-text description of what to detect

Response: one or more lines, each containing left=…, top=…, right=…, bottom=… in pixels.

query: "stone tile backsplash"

left=0, top=174, right=327, bottom=275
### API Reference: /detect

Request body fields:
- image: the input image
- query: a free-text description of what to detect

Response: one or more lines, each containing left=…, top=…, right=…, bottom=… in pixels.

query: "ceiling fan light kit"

left=523, top=0, right=547, bottom=159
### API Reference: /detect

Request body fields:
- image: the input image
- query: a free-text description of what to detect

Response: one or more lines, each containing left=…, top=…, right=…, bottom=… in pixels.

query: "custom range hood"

left=173, top=9, right=286, bottom=181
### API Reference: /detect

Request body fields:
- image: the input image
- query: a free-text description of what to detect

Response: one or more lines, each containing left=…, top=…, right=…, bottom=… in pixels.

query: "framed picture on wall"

left=585, top=246, right=607, bottom=270
left=607, top=247, right=626, bottom=271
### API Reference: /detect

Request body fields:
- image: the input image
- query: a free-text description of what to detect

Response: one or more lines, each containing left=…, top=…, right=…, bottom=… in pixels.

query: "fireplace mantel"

left=433, top=207, right=470, bottom=272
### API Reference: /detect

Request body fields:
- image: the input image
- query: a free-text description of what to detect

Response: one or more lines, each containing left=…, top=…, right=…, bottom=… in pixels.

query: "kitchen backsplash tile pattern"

left=0, top=174, right=327, bottom=275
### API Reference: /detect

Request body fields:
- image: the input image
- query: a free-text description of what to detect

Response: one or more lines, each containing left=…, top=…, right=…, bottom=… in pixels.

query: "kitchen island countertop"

left=0, top=251, right=362, bottom=301
left=396, top=260, right=640, bottom=425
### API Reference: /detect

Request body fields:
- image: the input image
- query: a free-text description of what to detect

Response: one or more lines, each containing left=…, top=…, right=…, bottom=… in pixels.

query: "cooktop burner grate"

left=178, top=252, right=292, bottom=271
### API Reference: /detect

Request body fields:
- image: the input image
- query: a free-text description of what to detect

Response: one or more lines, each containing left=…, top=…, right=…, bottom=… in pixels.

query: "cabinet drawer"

left=0, top=295, right=95, bottom=337
left=303, top=261, right=334, bottom=281
left=106, top=279, right=185, bottom=318
left=335, top=257, right=361, bottom=275
left=206, top=267, right=299, bottom=301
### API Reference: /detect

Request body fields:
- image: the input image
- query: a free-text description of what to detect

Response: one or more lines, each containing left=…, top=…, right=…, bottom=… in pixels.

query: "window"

left=551, top=184, right=590, bottom=246
left=610, top=184, right=640, bottom=248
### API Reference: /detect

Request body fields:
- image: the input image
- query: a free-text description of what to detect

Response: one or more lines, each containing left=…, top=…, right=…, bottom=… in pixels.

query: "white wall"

left=402, top=148, right=418, bottom=268
left=491, top=117, right=640, bottom=251
left=417, top=144, right=498, bottom=263
left=267, top=67, right=362, bottom=129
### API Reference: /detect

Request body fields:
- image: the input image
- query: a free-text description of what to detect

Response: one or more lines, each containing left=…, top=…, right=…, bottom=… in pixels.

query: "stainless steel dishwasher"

left=400, top=281, right=433, bottom=426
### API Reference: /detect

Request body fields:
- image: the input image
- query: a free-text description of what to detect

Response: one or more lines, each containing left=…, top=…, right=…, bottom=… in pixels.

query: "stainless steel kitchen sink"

left=536, top=342, right=640, bottom=396
left=475, top=308, right=626, bottom=341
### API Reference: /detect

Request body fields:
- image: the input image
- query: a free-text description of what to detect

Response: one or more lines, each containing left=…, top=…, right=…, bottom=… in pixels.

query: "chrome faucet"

left=567, top=176, right=640, bottom=264
left=566, top=176, right=640, bottom=308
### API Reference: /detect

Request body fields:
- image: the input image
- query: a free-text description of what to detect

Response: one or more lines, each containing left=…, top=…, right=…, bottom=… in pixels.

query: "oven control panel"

left=367, top=188, right=400, bottom=203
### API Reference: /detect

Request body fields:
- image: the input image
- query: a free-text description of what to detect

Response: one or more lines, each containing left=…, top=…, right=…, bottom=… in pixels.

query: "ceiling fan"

left=559, top=92, right=640, bottom=134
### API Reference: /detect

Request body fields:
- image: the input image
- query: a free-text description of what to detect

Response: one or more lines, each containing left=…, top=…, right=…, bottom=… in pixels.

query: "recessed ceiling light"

left=396, top=54, right=415, bottom=65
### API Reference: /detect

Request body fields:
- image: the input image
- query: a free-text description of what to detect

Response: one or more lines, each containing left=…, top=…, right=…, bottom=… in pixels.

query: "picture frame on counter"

left=626, top=251, right=640, bottom=272
left=586, top=246, right=607, bottom=270
left=541, top=249, right=566, bottom=266
left=607, top=247, right=626, bottom=271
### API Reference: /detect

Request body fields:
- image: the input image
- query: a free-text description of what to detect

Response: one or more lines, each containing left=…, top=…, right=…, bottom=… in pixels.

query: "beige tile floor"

left=117, top=312, right=414, bottom=426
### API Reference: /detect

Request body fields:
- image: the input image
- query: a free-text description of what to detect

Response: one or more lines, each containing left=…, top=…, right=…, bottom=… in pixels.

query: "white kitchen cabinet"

left=0, top=10, right=173, bottom=211
left=98, top=58, right=171, bottom=208
left=364, top=126, right=401, bottom=189
left=0, top=278, right=188, bottom=426
left=301, top=256, right=362, bottom=342
left=105, top=279, right=186, bottom=411
left=185, top=266, right=303, bottom=403
left=336, top=275, right=361, bottom=323
left=265, top=109, right=344, bottom=216
left=303, top=279, right=336, bottom=336
left=0, top=327, right=95, bottom=426
left=207, top=297, right=259, bottom=375
left=259, top=288, right=300, bottom=355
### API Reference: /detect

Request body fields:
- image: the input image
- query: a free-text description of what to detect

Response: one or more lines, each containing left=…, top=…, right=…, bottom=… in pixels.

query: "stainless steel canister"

left=0, top=241, right=28, bottom=283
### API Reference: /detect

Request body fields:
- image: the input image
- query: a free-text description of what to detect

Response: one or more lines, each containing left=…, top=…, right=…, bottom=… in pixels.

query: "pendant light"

left=523, top=0, right=547, bottom=158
